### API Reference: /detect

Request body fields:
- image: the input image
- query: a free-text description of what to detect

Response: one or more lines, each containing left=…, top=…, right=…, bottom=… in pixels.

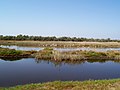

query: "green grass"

left=0, top=48, right=22, bottom=56
left=1, top=79, right=120, bottom=90
left=0, top=48, right=37, bottom=58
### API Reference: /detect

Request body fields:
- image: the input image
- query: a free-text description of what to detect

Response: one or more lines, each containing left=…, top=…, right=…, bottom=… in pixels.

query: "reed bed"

left=35, top=48, right=120, bottom=61
left=1, top=40, right=120, bottom=48
left=1, top=46, right=120, bottom=61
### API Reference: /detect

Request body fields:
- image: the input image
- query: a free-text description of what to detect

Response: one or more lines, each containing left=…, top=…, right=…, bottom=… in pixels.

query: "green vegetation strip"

left=0, top=48, right=36, bottom=58
left=1, top=79, right=120, bottom=90
left=0, top=48, right=22, bottom=56
left=0, top=35, right=118, bottom=42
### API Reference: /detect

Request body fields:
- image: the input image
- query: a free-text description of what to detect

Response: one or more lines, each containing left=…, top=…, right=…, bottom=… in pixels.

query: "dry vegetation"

left=1, top=46, right=120, bottom=61
left=35, top=47, right=120, bottom=61
left=1, top=40, right=120, bottom=48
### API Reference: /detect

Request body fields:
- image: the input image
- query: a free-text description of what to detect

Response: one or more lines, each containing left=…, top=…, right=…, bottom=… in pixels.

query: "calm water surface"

left=0, top=45, right=42, bottom=51
left=1, top=45, right=120, bottom=51
left=0, top=58, right=120, bottom=87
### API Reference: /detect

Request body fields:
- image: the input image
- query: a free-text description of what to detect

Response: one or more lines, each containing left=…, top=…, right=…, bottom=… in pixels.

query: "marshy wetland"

left=1, top=41, right=120, bottom=89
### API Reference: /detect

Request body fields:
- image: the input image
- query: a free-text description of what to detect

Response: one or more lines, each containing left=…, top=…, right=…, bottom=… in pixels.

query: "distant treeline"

left=0, top=35, right=119, bottom=42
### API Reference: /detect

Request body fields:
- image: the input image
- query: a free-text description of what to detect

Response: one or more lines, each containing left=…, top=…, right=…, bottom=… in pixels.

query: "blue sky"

left=0, top=0, right=120, bottom=39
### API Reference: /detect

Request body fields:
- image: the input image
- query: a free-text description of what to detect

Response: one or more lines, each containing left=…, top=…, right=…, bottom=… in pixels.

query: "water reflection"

left=1, top=58, right=120, bottom=87
left=35, top=59, right=85, bottom=67
left=0, top=57, right=27, bottom=61
left=1, top=57, right=120, bottom=66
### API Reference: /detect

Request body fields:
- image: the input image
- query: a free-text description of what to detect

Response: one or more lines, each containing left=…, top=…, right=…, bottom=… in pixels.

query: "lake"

left=0, top=58, right=120, bottom=87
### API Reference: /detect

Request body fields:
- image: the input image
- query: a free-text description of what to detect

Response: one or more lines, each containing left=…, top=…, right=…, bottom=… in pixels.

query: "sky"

left=0, top=0, right=120, bottom=39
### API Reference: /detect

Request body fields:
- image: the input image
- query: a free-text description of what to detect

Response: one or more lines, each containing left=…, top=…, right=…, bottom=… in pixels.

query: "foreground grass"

left=1, top=79, right=120, bottom=90
left=1, top=40, right=120, bottom=48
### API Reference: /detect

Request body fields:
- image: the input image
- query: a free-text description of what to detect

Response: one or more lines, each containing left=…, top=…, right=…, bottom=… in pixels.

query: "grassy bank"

left=1, top=79, right=120, bottom=90
left=1, top=40, right=120, bottom=48
left=35, top=48, right=120, bottom=61
left=0, top=47, right=37, bottom=59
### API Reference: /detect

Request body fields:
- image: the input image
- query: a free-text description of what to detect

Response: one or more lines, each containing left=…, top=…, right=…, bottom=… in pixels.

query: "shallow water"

left=54, top=47, right=120, bottom=52
left=0, top=58, right=120, bottom=87
left=1, top=45, right=120, bottom=52
left=0, top=45, right=43, bottom=51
